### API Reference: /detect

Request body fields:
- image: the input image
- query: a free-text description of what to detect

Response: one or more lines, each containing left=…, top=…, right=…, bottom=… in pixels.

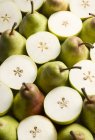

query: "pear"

left=19, top=1, right=48, bottom=38
left=44, top=86, right=83, bottom=125
left=42, top=0, right=69, bottom=17
left=48, top=11, right=82, bottom=40
left=13, top=83, right=44, bottom=121
left=0, top=0, right=22, bottom=33
left=90, top=42, right=95, bottom=62
left=17, top=115, right=57, bottom=140
left=58, top=123, right=94, bottom=140
left=80, top=14, right=95, bottom=43
left=0, top=55, right=37, bottom=90
left=81, top=88, right=95, bottom=134
left=0, top=115, right=19, bottom=140
left=13, top=0, right=44, bottom=13
left=26, top=31, right=61, bottom=64
left=59, top=36, right=89, bottom=67
left=36, top=61, right=81, bottom=94
left=69, top=0, right=95, bottom=19
left=0, top=22, right=26, bottom=62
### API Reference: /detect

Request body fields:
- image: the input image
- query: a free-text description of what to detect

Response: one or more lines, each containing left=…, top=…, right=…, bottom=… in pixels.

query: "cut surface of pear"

left=58, top=123, right=94, bottom=140
left=0, top=115, right=19, bottom=140
left=0, top=82, right=13, bottom=116
left=17, top=115, right=57, bottom=140
left=13, top=0, right=44, bottom=13
left=69, top=60, right=95, bottom=96
left=90, top=43, right=95, bottom=62
left=69, top=0, right=95, bottom=19
left=0, top=55, right=37, bottom=90
left=0, top=1, right=22, bottom=33
left=48, top=11, right=82, bottom=40
left=26, top=31, right=61, bottom=64
left=44, top=86, right=83, bottom=124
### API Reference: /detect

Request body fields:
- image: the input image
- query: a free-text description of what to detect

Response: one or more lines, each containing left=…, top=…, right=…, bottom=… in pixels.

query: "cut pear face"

left=17, top=115, right=57, bottom=140
left=26, top=31, right=61, bottom=64
left=44, top=86, right=83, bottom=125
left=69, top=60, right=95, bottom=95
left=48, top=11, right=82, bottom=40
left=0, top=1, right=22, bottom=33
left=90, top=43, right=95, bottom=62
left=13, top=0, right=44, bottom=13
left=69, top=0, right=95, bottom=19
left=0, top=55, right=37, bottom=90
left=0, top=82, right=13, bottom=116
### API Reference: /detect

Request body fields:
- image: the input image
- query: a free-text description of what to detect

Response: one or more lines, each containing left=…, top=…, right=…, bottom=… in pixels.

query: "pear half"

left=48, top=11, right=82, bottom=40
left=0, top=1, right=22, bottom=33
left=69, top=0, right=95, bottom=19
left=26, top=31, right=61, bottom=64
left=0, top=55, right=37, bottom=90
left=13, top=0, right=44, bottom=13
left=44, top=86, right=83, bottom=125
left=69, top=60, right=95, bottom=96
left=90, top=43, right=95, bottom=62
left=0, top=82, right=13, bottom=116
left=17, top=115, right=57, bottom=140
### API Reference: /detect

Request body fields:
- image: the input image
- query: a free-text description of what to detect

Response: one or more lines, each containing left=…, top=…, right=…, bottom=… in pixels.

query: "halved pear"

left=26, top=31, right=61, bottom=64
left=17, top=115, right=57, bottom=140
left=69, top=0, right=95, bottom=19
left=90, top=43, right=95, bottom=62
left=13, top=0, right=44, bottom=13
left=0, top=1, right=22, bottom=33
left=48, top=11, right=82, bottom=40
left=69, top=60, right=95, bottom=95
left=0, top=55, right=37, bottom=90
left=44, top=86, right=83, bottom=125
left=0, top=82, right=13, bottom=116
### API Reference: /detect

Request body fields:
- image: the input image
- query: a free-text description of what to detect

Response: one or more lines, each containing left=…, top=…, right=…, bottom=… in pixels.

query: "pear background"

left=0, top=0, right=95, bottom=140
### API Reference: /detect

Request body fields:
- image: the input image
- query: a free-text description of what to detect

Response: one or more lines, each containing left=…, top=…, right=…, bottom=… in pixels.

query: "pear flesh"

left=13, top=83, right=44, bottom=121
left=17, top=115, right=57, bottom=140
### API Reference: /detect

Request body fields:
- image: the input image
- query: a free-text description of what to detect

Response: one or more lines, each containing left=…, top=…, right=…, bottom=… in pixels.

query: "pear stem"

left=31, top=1, right=34, bottom=14
left=81, top=88, right=92, bottom=103
left=89, top=13, right=95, bottom=17
left=78, top=42, right=94, bottom=49
left=9, top=22, right=17, bottom=35
left=22, top=83, right=30, bottom=91
left=70, top=131, right=77, bottom=140
left=60, top=66, right=81, bottom=72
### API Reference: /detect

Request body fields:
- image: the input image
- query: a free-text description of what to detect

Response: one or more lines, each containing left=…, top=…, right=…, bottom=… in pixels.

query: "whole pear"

left=13, top=83, right=44, bottom=121
left=58, top=123, right=94, bottom=140
left=0, top=23, right=26, bottom=62
left=80, top=15, right=95, bottom=43
left=36, top=61, right=69, bottom=94
left=59, top=36, right=89, bottom=67
left=19, top=2, right=47, bottom=38
left=42, top=0, right=69, bottom=17
left=0, top=115, right=19, bottom=140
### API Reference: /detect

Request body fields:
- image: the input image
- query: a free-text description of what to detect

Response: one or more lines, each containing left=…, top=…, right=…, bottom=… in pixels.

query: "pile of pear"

left=0, top=0, right=95, bottom=140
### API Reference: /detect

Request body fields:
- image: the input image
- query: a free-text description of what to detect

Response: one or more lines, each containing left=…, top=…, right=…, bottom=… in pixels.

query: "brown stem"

left=22, top=83, right=30, bottom=91
left=81, top=88, right=92, bottom=103
left=89, top=13, right=95, bottom=17
left=9, top=22, right=17, bottom=35
left=78, top=42, right=94, bottom=49
left=70, top=131, right=77, bottom=140
left=60, top=66, right=81, bottom=73
left=31, top=1, right=34, bottom=14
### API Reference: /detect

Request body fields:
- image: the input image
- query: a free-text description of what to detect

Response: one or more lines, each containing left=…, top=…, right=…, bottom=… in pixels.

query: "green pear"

left=42, top=0, right=69, bottom=17
left=58, top=123, right=94, bottom=140
left=19, top=1, right=48, bottom=38
left=36, top=61, right=81, bottom=94
left=81, top=88, right=95, bottom=134
left=80, top=14, right=95, bottom=43
left=13, top=83, right=44, bottom=121
left=0, top=23, right=26, bottom=62
left=59, top=36, right=89, bottom=67
left=0, top=115, right=19, bottom=140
